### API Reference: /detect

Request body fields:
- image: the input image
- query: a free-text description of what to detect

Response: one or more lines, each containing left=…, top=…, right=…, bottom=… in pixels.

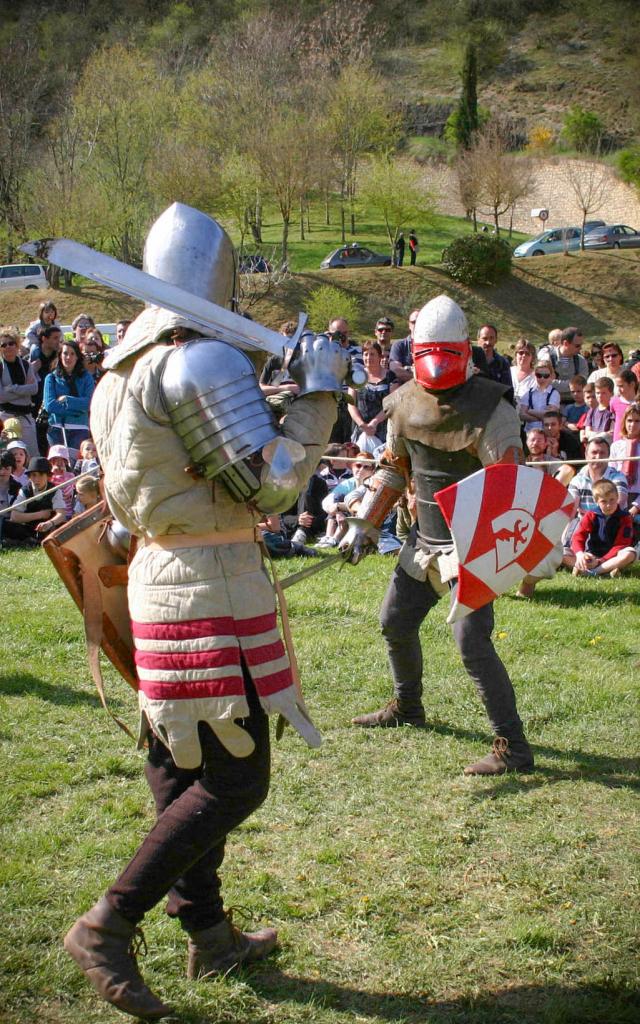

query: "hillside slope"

left=2, top=250, right=638, bottom=352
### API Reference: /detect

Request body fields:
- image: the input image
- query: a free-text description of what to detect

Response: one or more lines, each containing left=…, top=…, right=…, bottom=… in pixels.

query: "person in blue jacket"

left=43, top=339, right=95, bottom=457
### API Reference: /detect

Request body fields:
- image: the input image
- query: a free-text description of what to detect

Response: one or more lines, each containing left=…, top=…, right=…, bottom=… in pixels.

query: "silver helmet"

left=143, top=202, right=237, bottom=310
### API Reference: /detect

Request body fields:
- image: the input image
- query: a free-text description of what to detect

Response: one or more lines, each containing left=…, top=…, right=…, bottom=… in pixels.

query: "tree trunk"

left=340, top=203, right=346, bottom=244
left=281, top=215, right=290, bottom=268
left=508, top=206, right=514, bottom=238
left=325, top=189, right=330, bottom=226
left=62, top=269, right=73, bottom=287
left=47, top=264, right=61, bottom=288
left=306, top=203, right=311, bottom=234
left=493, top=207, right=500, bottom=235
left=299, top=196, right=305, bottom=241
left=472, top=208, right=477, bottom=231
left=255, top=193, right=263, bottom=244
left=350, top=207, right=356, bottom=235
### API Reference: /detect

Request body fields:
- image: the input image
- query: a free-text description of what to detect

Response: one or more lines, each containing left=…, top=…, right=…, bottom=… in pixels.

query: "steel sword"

left=19, top=238, right=303, bottom=357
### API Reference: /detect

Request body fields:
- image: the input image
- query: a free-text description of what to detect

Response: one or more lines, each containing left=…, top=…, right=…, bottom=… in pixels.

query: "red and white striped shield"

left=435, top=464, right=575, bottom=622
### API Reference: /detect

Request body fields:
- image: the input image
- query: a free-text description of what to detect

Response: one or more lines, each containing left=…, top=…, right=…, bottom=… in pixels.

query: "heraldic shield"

left=435, top=464, right=576, bottom=623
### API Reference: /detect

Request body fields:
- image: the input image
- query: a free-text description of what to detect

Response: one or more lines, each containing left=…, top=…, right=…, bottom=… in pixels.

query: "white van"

left=0, top=263, right=48, bottom=291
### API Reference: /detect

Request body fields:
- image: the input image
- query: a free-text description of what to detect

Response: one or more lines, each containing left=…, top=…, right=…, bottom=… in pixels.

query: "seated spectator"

left=9, top=456, right=67, bottom=544
left=317, top=453, right=373, bottom=547
left=610, top=369, right=639, bottom=442
left=525, top=427, right=556, bottom=474
left=510, top=338, right=537, bottom=401
left=73, top=438, right=100, bottom=476
left=565, top=374, right=588, bottom=432
left=288, top=465, right=330, bottom=547
left=71, top=313, right=95, bottom=347
left=519, top=360, right=560, bottom=431
left=115, top=320, right=132, bottom=345
left=48, top=444, right=75, bottom=519
left=582, top=377, right=614, bottom=442
left=25, top=300, right=59, bottom=350
left=73, top=474, right=101, bottom=515
left=6, top=439, right=30, bottom=487
left=0, top=450, right=21, bottom=546
left=610, top=403, right=640, bottom=528
left=43, top=340, right=95, bottom=457
left=569, top=435, right=628, bottom=513
left=565, top=479, right=636, bottom=578
left=348, top=341, right=395, bottom=452
left=260, top=513, right=321, bottom=559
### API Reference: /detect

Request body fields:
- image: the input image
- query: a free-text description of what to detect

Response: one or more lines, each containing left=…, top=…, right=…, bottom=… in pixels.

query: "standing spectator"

left=538, top=326, right=589, bottom=405
left=25, top=300, right=59, bottom=349
left=115, top=320, right=132, bottom=344
left=610, top=369, right=638, bottom=442
left=328, top=317, right=359, bottom=444
left=348, top=341, right=395, bottom=452
left=389, top=310, right=419, bottom=383
left=583, top=377, right=614, bottom=441
left=30, top=324, right=63, bottom=453
left=510, top=338, right=537, bottom=401
left=587, top=341, right=605, bottom=375
left=610, top=403, right=640, bottom=521
left=408, top=229, right=419, bottom=266
left=588, top=342, right=624, bottom=383
left=477, top=324, right=511, bottom=387
left=83, top=330, right=107, bottom=384
left=0, top=327, right=38, bottom=456
left=43, top=340, right=95, bottom=457
left=373, top=316, right=394, bottom=359
left=565, top=374, right=588, bottom=432
left=519, top=361, right=560, bottom=431
left=259, top=321, right=299, bottom=399
left=71, top=313, right=95, bottom=347
left=394, top=232, right=405, bottom=267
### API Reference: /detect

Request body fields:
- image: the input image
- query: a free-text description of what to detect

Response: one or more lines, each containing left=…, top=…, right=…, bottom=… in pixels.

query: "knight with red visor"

left=341, top=294, right=533, bottom=776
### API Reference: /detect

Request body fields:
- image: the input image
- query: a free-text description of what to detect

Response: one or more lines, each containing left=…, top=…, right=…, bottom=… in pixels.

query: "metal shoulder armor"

left=160, top=338, right=281, bottom=501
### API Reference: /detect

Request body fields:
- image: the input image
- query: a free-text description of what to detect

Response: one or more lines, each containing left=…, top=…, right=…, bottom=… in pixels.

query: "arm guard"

left=339, top=474, right=405, bottom=564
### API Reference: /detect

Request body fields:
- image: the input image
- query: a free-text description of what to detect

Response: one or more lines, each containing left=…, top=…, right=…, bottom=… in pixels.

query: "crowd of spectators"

left=2, top=301, right=639, bottom=586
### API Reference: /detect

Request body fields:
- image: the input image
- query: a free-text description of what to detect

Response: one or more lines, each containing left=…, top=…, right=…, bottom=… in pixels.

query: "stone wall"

left=425, top=157, right=640, bottom=234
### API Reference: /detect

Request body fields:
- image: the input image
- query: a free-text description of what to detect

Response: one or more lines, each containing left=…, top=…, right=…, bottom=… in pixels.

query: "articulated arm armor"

left=340, top=451, right=408, bottom=564
left=160, top=333, right=353, bottom=513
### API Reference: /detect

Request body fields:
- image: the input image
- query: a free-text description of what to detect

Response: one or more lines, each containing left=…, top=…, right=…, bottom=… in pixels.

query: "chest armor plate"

left=405, top=440, right=482, bottom=548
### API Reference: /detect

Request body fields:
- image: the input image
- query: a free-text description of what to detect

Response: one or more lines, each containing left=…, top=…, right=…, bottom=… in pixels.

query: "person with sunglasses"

left=519, top=360, right=560, bottom=431
left=0, top=328, right=38, bottom=457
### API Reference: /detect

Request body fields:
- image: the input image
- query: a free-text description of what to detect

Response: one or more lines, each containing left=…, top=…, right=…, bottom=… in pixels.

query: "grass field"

left=1, top=546, right=638, bottom=1024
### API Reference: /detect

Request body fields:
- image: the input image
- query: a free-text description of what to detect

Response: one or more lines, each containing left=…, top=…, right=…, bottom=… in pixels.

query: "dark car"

left=239, top=254, right=272, bottom=273
left=583, top=224, right=640, bottom=250
left=320, top=243, right=391, bottom=269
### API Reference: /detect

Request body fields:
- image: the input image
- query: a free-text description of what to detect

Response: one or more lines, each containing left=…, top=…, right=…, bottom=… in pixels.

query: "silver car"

left=513, top=221, right=605, bottom=258
left=320, top=243, right=391, bottom=269
left=583, top=224, right=640, bottom=250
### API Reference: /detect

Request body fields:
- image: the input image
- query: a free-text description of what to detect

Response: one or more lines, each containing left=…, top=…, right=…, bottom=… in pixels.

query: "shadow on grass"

left=180, top=975, right=639, bottom=1024
left=0, top=671, right=116, bottom=709
left=505, top=585, right=639, bottom=609
left=420, top=720, right=639, bottom=792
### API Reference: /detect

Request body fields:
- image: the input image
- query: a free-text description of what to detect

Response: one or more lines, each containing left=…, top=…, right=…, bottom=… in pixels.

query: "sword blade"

left=19, top=238, right=302, bottom=357
left=280, top=552, right=344, bottom=590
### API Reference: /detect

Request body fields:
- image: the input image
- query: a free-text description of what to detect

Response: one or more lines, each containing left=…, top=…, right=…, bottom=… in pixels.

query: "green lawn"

left=1, top=547, right=638, bottom=1023
left=227, top=202, right=529, bottom=274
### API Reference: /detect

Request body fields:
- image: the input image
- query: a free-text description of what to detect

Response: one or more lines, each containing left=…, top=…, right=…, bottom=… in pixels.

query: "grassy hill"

left=4, top=249, right=639, bottom=352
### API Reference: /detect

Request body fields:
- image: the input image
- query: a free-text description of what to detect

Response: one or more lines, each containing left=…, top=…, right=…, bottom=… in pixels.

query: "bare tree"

left=561, top=159, right=609, bottom=249
left=462, top=126, right=535, bottom=235
left=359, top=155, right=437, bottom=260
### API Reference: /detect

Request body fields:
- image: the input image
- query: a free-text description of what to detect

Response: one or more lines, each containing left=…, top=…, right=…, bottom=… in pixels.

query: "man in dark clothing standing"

left=394, top=233, right=405, bottom=267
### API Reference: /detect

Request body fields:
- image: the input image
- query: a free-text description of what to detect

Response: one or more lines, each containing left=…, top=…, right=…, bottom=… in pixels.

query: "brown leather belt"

left=143, top=528, right=259, bottom=551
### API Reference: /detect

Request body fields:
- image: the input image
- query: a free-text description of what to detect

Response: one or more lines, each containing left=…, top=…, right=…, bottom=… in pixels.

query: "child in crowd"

left=73, top=438, right=100, bottom=476
left=610, top=403, right=640, bottom=530
left=582, top=377, right=614, bottom=441
left=9, top=456, right=67, bottom=543
left=318, top=453, right=374, bottom=547
left=73, top=474, right=101, bottom=515
left=48, top=444, right=76, bottom=519
left=567, top=478, right=636, bottom=578
left=611, top=370, right=639, bottom=442
left=519, top=360, right=560, bottom=431
left=565, top=374, right=588, bottom=432
left=6, top=440, right=30, bottom=487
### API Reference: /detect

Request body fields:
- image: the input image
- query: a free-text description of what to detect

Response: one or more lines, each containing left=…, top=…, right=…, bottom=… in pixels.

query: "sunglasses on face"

left=535, top=372, right=551, bottom=379
left=1, top=341, right=17, bottom=348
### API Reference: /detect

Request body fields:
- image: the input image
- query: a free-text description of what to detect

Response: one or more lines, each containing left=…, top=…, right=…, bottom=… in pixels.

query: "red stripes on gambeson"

left=252, top=668, right=294, bottom=696
left=242, top=639, right=286, bottom=667
left=134, top=647, right=240, bottom=670
left=131, top=610, right=278, bottom=640
left=140, top=675, right=246, bottom=700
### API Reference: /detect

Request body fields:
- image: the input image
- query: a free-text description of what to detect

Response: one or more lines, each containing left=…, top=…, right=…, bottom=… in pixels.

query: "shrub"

left=527, top=125, right=555, bottom=154
left=617, top=147, right=640, bottom=190
left=562, top=106, right=604, bottom=153
left=305, top=285, right=361, bottom=334
left=441, top=234, right=513, bottom=286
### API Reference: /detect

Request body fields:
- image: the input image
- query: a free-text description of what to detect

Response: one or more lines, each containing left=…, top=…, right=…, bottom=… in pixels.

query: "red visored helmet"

left=411, top=295, right=471, bottom=391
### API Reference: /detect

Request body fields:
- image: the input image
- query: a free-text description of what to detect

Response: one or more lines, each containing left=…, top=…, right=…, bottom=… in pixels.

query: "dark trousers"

left=380, top=565, right=525, bottom=740
left=107, top=675, right=270, bottom=932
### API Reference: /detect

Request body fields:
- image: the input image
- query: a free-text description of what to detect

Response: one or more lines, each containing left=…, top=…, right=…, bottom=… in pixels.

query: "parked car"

left=0, top=263, right=48, bottom=291
left=513, top=221, right=606, bottom=258
left=583, top=224, right=640, bottom=250
left=238, top=254, right=272, bottom=273
left=320, top=243, right=391, bottom=269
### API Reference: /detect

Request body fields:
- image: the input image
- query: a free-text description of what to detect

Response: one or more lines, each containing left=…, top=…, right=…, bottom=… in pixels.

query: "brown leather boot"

left=187, top=913, right=278, bottom=980
left=63, top=898, right=171, bottom=1019
left=352, top=698, right=426, bottom=728
left=464, top=736, right=534, bottom=776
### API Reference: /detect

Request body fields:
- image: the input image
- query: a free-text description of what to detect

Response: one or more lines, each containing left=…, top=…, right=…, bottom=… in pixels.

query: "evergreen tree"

left=455, top=42, right=478, bottom=150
